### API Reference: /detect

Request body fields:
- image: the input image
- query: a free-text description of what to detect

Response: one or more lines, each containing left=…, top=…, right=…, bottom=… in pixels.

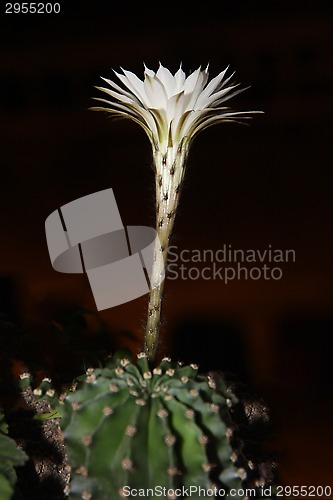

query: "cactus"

left=60, top=351, right=275, bottom=500
left=19, top=372, right=64, bottom=420
left=24, top=64, right=275, bottom=499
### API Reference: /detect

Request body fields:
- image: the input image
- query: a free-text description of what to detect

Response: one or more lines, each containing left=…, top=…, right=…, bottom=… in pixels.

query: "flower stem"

left=144, top=142, right=188, bottom=363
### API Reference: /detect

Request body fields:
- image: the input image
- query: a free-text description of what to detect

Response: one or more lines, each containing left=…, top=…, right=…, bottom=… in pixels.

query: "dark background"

left=1, top=0, right=333, bottom=491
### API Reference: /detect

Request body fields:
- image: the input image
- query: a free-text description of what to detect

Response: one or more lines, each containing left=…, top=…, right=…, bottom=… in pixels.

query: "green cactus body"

left=61, top=352, right=269, bottom=500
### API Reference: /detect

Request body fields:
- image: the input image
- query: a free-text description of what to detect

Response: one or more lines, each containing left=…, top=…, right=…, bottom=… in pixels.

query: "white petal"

left=149, top=108, right=169, bottom=146
left=174, top=65, right=186, bottom=92
left=171, top=109, right=193, bottom=142
left=184, top=67, right=201, bottom=94
left=144, top=65, right=155, bottom=78
left=144, top=74, right=168, bottom=109
left=204, top=84, right=240, bottom=108
left=165, top=91, right=190, bottom=123
left=210, top=86, right=247, bottom=107
left=115, top=69, right=149, bottom=106
left=156, top=63, right=176, bottom=97
left=92, top=97, right=159, bottom=139
left=166, top=93, right=179, bottom=123
left=92, top=97, right=143, bottom=119
left=172, top=92, right=192, bottom=126
left=95, top=86, right=136, bottom=105
left=186, top=109, right=255, bottom=139
left=195, top=67, right=230, bottom=108
left=100, top=77, right=141, bottom=104
left=184, top=71, right=207, bottom=110
left=176, top=109, right=203, bottom=139
left=94, top=63, right=259, bottom=152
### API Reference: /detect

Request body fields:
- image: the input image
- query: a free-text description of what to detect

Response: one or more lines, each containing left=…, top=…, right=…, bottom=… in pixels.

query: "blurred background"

left=0, top=0, right=333, bottom=491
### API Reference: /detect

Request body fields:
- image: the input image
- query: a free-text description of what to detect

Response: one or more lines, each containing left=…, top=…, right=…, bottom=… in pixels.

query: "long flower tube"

left=92, top=63, right=261, bottom=363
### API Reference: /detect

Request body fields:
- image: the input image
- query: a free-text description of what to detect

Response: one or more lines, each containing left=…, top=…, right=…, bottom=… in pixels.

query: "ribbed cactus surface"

left=61, top=352, right=271, bottom=500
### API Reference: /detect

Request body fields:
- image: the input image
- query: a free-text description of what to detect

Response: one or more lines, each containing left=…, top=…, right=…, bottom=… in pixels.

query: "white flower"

left=92, top=63, right=256, bottom=155
left=92, top=63, right=261, bottom=362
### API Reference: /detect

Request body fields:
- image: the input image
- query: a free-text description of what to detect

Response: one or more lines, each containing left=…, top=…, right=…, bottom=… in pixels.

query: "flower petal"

left=115, top=69, right=149, bottom=106
left=183, top=67, right=202, bottom=94
left=144, top=73, right=168, bottom=109
left=100, top=77, right=142, bottom=105
left=149, top=108, right=169, bottom=145
left=195, top=67, right=230, bottom=108
left=156, top=63, right=176, bottom=98
left=174, top=65, right=186, bottom=92
left=184, top=71, right=208, bottom=111
left=211, top=86, right=249, bottom=107
left=95, top=86, right=136, bottom=105
left=93, top=63, right=260, bottom=155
